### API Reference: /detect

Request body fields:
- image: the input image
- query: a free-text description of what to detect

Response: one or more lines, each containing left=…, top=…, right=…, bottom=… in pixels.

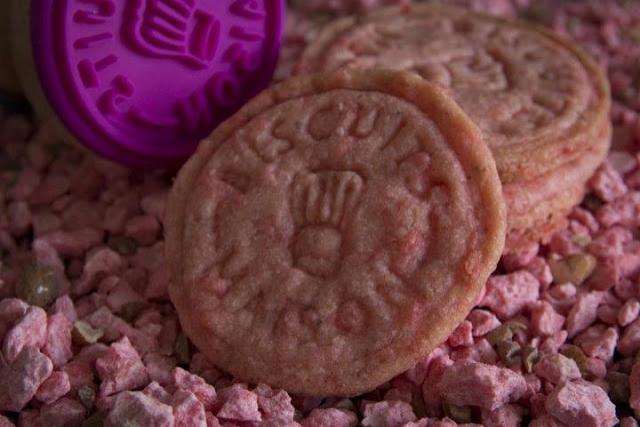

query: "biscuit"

left=295, top=4, right=611, bottom=250
left=296, top=4, right=610, bottom=182
left=165, top=69, right=506, bottom=396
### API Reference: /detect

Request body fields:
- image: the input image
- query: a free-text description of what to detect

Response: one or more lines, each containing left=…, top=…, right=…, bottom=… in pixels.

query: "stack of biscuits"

left=296, top=3, right=611, bottom=252
left=166, top=4, right=612, bottom=396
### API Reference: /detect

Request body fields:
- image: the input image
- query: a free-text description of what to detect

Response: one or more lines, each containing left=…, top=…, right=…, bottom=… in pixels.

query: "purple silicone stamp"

left=30, top=0, right=284, bottom=168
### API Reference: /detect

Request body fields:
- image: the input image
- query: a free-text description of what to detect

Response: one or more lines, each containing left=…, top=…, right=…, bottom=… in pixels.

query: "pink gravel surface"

left=1, top=0, right=640, bottom=425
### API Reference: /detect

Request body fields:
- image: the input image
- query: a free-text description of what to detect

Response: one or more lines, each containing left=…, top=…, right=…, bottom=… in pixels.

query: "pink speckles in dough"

left=295, top=2, right=611, bottom=252
left=165, top=70, right=506, bottom=396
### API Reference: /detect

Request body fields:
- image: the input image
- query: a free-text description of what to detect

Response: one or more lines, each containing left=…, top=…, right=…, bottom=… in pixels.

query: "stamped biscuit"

left=165, top=70, right=506, bottom=396
left=296, top=4, right=610, bottom=183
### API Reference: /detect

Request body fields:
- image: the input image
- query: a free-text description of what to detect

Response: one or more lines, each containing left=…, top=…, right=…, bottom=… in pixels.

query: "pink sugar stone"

left=502, top=241, right=539, bottom=271
left=37, top=397, right=86, bottom=427
left=74, top=247, right=124, bottom=295
left=438, top=361, right=527, bottom=410
left=254, top=384, right=295, bottom=424
left=530, top=301, right=565, bottom=336
left=82, top=305, right=129, bottom=342
left=607, top=150, right=638, bottom=175
left=525, top=257, right=553, bottom=290
left=3, top=306, right=47, bottom=363
left=480, top=271, right=540, bottom=320
left=68, top=159, right=104, bottom=199
left=422, top=354, right=453, bottom=417
left=596, top=192, right=640, bottom=229
left=545, top=380, right=618, bottom=427
left=62, top=344, right=106, bottom=391
left=383, top=387, right=412, bottom=404
left=89, top=310, right=156, bottom=357
left=0, top=347, right=53, bottom=411
left=35, top=371, right=71, bottom=404
left=575, top=325, right=618, bottom=361
left=619, top=299, right=640, bottom=326
left=29, top=174, right=70, bottom=206
left=135, top=310, right=161, bottom=329
left=621, top=417, right=639, bottom=427
left=566, top=291, right=604, bottom=338
left=598, top=304, right=620, bottom=325
left=547, top=283, right=577, bottom=301
left=588, top=256, right=623, bottom=291
left=467, top=309, right=501, bottom=337
left=630, top=361, right=640, bottom=417
left=619, top=318, right=640, bottom=356
left=0, top=414, right=14, bottom=427
left=404, top=345, right=448, bottom=386
left=125, top=215, right=161, bottom=246
left=205, top=412, right=222, bottom=427
left=539, top=330, right=568, bottom=354
left=95, top=336, right=149, bottom=396
left=585, top=357, right=607, bottom=379
left=10, top=168, right=41, bottom=201
left=173, top=367, right=217, bottom=411
left=615, top=277, right=639, bottom=300
left=528, top=393, right=548, bottom=419
left=173, top=389, right=207, bottom=427
left=37, top=228, right=104, bottom=259
left=144, top=352, right=176, bottom=386
left=51, top=194, right=72, bottom=212
left=216, top=384, right=261, bottom=423
left=524, top=374, right=542, bottom=398
left=8, top=201, right=32, bottom=236
left=361, top=401, right=416, bottom=427
left=589, top=161, right=629, bottom=202
left=130, top=242, right=165, bottom=271
left=533, top=354, right=582, bottom=385
left=106, top=391, right=174, bottom=427
left=144, top=381, right=172, bottom=405
left=31, top=208, right=62, bottom=238
left=548, top=230, right=580, bottom=257
left=569, top=207, right=600, bottom=234
left=451, top=338, right=498, bottom=365
left=60, top=200, right=103, bottom=230
left=141, top=191, right=168, bottom=223
left=50, top=295, right=77, bottom=323
left=0, top=298, right=29, bottom=325
left=588, top=226, right=632, bottom=258
left=146, top=264, right=171, bottom=300
left=42, top=312, right=73, bottom=368
left=301, top=408, right=358, bottom=427
left=448, top=321, right=474, bottom=348
left=481, top=404, right=524, bottom=427
left=104, top=196, right=139, bottom=235
left=529, top=415, right=569, bottom=427
left=105, top=281, right=144, bottom=314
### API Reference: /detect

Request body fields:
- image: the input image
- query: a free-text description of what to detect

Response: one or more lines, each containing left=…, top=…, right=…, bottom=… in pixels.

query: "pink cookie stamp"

left=30, top=0, right=284, bottom=168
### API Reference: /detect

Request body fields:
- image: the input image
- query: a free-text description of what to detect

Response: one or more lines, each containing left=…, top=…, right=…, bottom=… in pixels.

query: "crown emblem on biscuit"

left=124, top=0, right=221, bottom=68
left=291, top=171, right=364, bottom=278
